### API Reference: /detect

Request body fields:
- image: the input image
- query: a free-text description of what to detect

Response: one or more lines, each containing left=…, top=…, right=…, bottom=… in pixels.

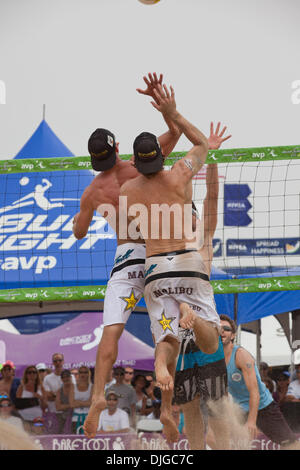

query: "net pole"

left=256, top=319, right=261, bottom=366
left=233, top=276, right=241, bottom=345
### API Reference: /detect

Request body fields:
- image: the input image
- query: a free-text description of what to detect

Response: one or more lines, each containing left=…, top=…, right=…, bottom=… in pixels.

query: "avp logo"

left=252, top=152, right=265, bottom=159
left=0, top=173, right=116, bottom=283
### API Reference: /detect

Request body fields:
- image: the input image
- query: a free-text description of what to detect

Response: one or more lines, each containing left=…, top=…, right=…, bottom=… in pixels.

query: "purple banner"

left=0, top=312, right=155, bottom=376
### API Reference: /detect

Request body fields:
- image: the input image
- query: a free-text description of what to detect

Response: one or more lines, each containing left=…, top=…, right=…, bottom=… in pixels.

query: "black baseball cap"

left=133, top=132, right=164, bottom=175
left=88, top=128, right=117, bottom=171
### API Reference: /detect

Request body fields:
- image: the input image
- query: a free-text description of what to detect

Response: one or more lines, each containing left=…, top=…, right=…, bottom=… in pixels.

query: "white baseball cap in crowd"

left=293, top=349, right=300, bottom=365
left=36, top=363, right=47, bottom=371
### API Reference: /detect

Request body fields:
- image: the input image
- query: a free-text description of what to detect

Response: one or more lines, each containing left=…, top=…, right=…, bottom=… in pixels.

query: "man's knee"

left=99, top=324, right=124, bottom=350
left=200, top=328, right=219, bottom=354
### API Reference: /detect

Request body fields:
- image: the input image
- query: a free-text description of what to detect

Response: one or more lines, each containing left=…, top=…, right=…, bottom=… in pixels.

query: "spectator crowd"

left=1, top=350, right=300, bottom=437
left=0, top=353, right=183, bottom=436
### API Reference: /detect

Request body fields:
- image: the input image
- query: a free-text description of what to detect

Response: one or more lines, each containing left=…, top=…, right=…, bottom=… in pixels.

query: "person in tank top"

left=221, top=314, right=299, bottom=448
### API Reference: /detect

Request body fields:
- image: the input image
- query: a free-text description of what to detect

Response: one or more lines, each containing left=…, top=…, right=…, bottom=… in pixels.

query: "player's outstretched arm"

left=137, top=72, right=181, bottom=157
left=204, top=122, right=232, bottom=238
left=151, top=83, right=209, bottom=177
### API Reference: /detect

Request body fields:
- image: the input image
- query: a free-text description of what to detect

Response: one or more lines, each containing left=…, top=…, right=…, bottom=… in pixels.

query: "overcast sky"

left=0, top=0, right=299, bottom=159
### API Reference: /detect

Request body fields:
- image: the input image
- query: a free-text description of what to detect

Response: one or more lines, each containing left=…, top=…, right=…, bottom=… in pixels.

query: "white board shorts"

left=103, top=243, right=146, bottom=326
left=144, top=249, right=220, bottom=345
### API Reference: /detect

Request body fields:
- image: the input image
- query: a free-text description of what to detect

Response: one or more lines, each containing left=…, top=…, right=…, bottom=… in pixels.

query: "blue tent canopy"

left=14, top=120, right=74, bottom=159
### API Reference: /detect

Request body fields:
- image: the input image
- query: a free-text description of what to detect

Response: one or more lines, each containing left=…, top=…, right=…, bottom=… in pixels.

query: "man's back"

left=79, top=160, right=144, bottom=244
left=88, top=160, right=138, bottom=208
left=122, top=162, right=194, bottom=256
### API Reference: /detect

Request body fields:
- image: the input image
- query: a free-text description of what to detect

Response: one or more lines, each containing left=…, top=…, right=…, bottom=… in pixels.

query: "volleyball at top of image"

left=138, top=0, right=161, bottom=5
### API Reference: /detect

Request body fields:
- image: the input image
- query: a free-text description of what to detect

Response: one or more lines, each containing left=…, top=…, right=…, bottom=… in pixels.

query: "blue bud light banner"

left=0, top=170, right=117, bottom=289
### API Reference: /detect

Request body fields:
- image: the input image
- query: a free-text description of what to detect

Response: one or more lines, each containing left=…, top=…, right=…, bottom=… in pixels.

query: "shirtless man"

left=174, top=124, right=232, bottom=450
left=72, top=73, right=181, bottom=438
left=121, top=84, right=221, bottom=441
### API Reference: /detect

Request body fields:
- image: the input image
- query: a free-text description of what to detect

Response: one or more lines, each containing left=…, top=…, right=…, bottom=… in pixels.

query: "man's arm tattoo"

left=183, top=159, right=193, bottom=171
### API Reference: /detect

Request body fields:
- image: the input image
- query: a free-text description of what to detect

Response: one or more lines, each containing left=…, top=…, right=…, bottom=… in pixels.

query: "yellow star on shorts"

left=158, top=311, right=176, bottom=333
left=120, top=289, right=139, bottom=311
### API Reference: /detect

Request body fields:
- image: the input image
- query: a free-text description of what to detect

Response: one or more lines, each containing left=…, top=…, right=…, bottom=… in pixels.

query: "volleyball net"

left=0, top=144, right=299, bottom=303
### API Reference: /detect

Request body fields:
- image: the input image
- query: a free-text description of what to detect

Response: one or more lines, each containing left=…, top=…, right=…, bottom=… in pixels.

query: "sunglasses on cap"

left=0, top=395, right=9, bottom=399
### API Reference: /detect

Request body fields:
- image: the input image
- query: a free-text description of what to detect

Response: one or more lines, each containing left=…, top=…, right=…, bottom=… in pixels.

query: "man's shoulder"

left=82, top=179, right=103, bottom=201
left=235, top=346, right=255, bottom=367
left=44, top=372, right=60, bottom=384
left=120, top=174, right=143, bottom=193
left=116, top=408, right=129, bottom=418
left=44, top=372, right=55, bottom=378
left=288, top=380, right=300, bottom=389
left=100, top=408, right=109, bottom=417
left=159, top=166, right=187, bottom=189
left=112, top=383, right=132, bottom=391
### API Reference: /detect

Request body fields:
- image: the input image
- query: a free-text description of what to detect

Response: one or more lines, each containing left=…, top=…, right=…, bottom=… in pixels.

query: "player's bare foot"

left=179, top=302, right=196, bottom=330
left=160, top=410, right=179, bottom=443
left=83, top=397, right=106, bottom=438
left=155, top=362, right=174, bottom=391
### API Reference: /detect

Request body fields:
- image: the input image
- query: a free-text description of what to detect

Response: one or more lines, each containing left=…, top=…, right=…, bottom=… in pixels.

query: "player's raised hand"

left=208, top=122, right=232, bottom=150
left=151, top=83, right=177, bottom=117
left=136, top=73, right=163, bottom=103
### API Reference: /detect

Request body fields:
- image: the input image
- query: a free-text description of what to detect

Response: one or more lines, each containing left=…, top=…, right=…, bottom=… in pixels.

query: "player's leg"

left=155, top=336, right=179, bottom=391
left=179, top=302, right=218, bottom=354
left=83, top=323, right=124, bottom=438
left=181, top=398, right=205, bottom=450
left=84, top=276, right=142, bottom=437
left=158, top=350, right=180, bottom=443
